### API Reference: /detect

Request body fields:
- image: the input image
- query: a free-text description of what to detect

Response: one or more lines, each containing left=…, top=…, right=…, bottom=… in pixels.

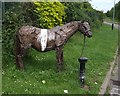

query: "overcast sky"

left=89, top=0, right=120, bottom=13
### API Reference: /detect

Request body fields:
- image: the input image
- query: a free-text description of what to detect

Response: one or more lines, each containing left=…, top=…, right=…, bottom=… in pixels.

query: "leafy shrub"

left=34, top=2, right=66, bottom=28
left=2, top=2, right=37, bottom=57
left=106, top=1, right=120, bottom=22
left=3, top=3, right=23, bottom=57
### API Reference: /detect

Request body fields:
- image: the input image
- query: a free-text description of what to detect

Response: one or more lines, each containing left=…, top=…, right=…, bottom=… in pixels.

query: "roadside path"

left=103, top=21, right=120, bottom=95
left=110, top=53, right=120, bottom=95
left=104, top=21, right=119, bottom=29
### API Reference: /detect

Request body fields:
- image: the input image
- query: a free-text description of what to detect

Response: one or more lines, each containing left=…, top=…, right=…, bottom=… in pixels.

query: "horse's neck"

left=62, top=21, right=79, bottom=38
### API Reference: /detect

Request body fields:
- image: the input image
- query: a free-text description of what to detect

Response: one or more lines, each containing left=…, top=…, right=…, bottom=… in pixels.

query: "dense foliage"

left=2, top=1, right=104, bottom=58
left=64, top=2, right=104, bottom=28
left=2, top=2, right=37, bottom=57
left=106, top=1, right=120, bottom=21
left=34, top=2, right=66, bottom=28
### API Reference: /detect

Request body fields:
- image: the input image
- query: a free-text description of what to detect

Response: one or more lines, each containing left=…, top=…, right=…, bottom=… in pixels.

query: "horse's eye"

left=83, top=26, right=87, bottom=29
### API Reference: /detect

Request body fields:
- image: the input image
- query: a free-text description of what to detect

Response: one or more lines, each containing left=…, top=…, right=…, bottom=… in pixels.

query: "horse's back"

left=18, top=26, right=40, bottom=36
left=17, top=26, right=41, bottom=49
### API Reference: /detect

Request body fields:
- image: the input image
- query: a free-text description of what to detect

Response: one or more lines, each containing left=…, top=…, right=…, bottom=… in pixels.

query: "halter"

left=84, top=29, right=91, bottom=34
left=79, top=21, right=91, bottom=36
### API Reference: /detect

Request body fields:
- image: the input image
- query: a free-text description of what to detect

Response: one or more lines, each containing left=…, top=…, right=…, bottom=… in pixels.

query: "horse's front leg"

left=55, top=46, right=64, bottom=71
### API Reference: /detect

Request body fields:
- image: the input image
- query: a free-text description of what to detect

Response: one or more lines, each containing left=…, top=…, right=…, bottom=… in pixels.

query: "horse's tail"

left=14, top=32, right=21, bottom=67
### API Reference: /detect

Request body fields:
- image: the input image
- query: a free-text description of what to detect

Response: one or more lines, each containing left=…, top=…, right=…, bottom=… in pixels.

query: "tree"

left=106, top=1, right=120, bottom=21
left=64, top=2, right=104, bottom=28
left=115, top=1, right=120, bottom=21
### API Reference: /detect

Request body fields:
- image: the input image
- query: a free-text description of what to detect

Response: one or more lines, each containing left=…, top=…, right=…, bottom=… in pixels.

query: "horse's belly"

left=46, top=40, right=55, bottom=51
left=31, top=39, right=55, bottom=52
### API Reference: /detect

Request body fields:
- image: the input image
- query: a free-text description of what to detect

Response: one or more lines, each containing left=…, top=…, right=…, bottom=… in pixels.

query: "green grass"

left=0, top=28, right=2, bottom=95
left=2, top=24, right=118, bottom=94
left=104, top=17, right=118, bottom=24
left=0, top=41, right=2, bottom=95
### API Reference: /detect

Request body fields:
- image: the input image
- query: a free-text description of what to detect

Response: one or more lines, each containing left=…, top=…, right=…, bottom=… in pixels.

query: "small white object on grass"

left=42, top=80, right=46, bottom=84
left=95, top=82, right=98, bottom=85
left=64, top=90, right=68, bottom=93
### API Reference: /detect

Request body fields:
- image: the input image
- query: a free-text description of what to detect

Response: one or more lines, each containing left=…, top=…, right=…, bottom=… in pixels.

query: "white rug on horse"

left=37, top=29, right=48, bottom=51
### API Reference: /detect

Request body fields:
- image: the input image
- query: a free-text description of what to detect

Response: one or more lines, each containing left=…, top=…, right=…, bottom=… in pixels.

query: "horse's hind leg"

left=55, top=46, right=64, bottom=71
left=15, top=34, right=26, bottom=70
left=16, top=48, right=26, bottom=70
left=15, top=44, right=26, bottom=70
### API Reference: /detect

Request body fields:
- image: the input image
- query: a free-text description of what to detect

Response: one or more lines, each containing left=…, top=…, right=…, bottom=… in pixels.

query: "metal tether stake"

left=80, top=35, right=86, bottom=57
left=79, top=35, right=87, bottom=88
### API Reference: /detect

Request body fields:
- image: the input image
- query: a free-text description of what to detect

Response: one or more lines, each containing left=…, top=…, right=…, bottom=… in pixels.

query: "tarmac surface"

left=109, top=54, right=120, bottom=95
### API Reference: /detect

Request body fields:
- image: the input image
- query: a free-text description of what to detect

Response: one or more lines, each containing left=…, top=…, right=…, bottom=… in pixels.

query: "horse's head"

left=78, top=21, right=92, bottom=37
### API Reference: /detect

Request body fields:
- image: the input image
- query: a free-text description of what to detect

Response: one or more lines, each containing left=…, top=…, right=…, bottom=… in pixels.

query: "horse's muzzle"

left=87, top=31, right=92, bottom=38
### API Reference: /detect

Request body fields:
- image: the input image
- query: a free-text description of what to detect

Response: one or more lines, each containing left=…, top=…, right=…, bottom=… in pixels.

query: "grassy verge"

left=0, top=42, right=2, bottom=95
left=104, top=17, right=118, bottom=24
left=2, top=24, right=118, bottom=94
left=0, top=27, right=2, bottom=96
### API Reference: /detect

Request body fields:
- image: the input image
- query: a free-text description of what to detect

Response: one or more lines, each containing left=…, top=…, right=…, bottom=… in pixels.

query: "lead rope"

left=80, top=35, right=86, bottom=57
